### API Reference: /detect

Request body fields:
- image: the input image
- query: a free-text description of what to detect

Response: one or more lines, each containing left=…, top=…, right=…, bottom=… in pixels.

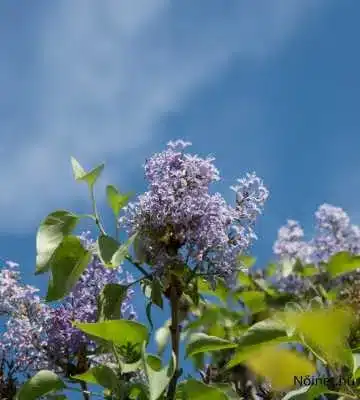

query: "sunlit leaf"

left=237, top=318, right=289, bottom=347
left=71, top=157, right=104, bottom=188
left=142, top=344, right=176, bottom=400
left=282, top=307, right=355, bottom=367
left=246, top=344, right=316, bottom=391
left=106, top=184, right=132, bottom=217
left=72, top=365, right=118, bottom=392
left=281, top=383, right=329, bottom=399
left=236, top=271, right=253, bottom=288
left=46, top=236, right=91, bottom=301
left=237, top=255, right=256, bottom=269
left=198, top=278, right=229, bottom=304
left=185, top=333, right=237, bottom=358
left=155, top=321, right=171, bottom=355
left=111, top=233, right=137, bottom=267
left=176, top=379, right=228, bottom=400
left=237, top=291, right=267, bottom=314
left=324, top=251, right=360, bottom=278
left=35, top=210, right=79, bottom=275
left=353, top=353, right=360, bottom=379
left=16, top=370, right=66, bottom=400
left=118, top=358, right=143, bottom=374
left=73, top=320, right=148, bottom=348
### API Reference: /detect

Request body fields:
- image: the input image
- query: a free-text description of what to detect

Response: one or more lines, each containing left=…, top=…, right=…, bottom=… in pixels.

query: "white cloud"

left=0, top=0, right=326, bottom=232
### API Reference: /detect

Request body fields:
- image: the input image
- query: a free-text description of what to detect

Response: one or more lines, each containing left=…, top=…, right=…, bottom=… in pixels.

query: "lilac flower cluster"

left=121, top=140, right=268, bottom=283
left=272, top=204, right=360, bottom=295
left=0, top=232, right=136, bottom=381
left=0, top=261, right=40, bottom=316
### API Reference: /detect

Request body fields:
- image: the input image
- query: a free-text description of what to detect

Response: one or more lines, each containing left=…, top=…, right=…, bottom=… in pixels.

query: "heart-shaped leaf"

left=16, top=370, right=66, bottom=400
left=35, top=210, right=79, bottom=275
left=46, top=236, right=91, bottom=301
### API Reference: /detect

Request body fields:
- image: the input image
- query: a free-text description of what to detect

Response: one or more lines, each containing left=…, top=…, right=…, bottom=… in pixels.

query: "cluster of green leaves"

left=14, top=158, right=360, bottom=400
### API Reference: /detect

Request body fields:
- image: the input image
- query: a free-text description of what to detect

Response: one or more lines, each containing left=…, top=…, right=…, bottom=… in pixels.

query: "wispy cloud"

left=0, top=0, right=326, bottom=232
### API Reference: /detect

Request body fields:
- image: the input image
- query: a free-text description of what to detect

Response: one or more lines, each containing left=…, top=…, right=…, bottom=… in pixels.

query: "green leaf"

left=155, top=321, right=170, bottom=355
left=111, top=233, right=138, bottom=267
left=281, top=384, right=329, bottom=400
left=72, top=365, right=119, bottom=392
left=142, top=345, right=176, bottom=400
left=35, top=210, right=79, bottom=275
left=119, top=358, right=143, bottom=374
left=106, top=185, right=132, bottom=217
left=46, top=236, right=91, bottom=301
left=185, top=307, right=221, bottom=331
left=246, top=344, right=316, bottom=391
left=73, top=320, right=149, bottom=348
left=141, top=280, right=152, bottom=299
left=16, top=370, right=66, bottom=400
left=282, top=307, right=355, bottom=367
left=71, top=157, right=104, bottom=188
left=146, top=354, right=162, bottom=371
left=185, top=333, right=237, bottom=358
left=325, top=251, right=360, bottom=278
left=97, top=234, right=137, bottom=268
left=237, top=318, right=289, bottom=347
left=176, top=380, right=229, bottom=400
left=237, top=254, right=256, bottom=268
left=226, top=319, right=292, bottom=370
left=133, top=234, right=149, bottom=264
left=146, top=302, right=154, bottom=331
left=97, top=235, right=120, bottom=266
left=236, top=271, right=253, bottom=288
left=210, top=384, right=238, bottom=400
left=353, top=353, right=360, bottom=379
left=98, top=283, right=128, bottom=321
left=128, top=383, right=148, bottom=400
left=237, top=291, right=267, bottom=314
left=198, top=278, right=229, bottom=304
left=151, top=279, right=163, bottom=309
left=265, top=262, right=277, bottom=277
left=301, top=264, right=318, bottom=277
left=70, top=157, right=86, bottom=178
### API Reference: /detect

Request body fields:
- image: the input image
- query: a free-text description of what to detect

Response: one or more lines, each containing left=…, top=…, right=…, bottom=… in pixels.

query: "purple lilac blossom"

left=120, top=140, right=268, bottom=284
left=272, top=204, right=360, bottom=295
left=0, top=232, right=136, bottom=381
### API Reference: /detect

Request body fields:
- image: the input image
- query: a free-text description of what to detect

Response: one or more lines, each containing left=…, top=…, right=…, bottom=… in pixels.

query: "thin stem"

left=166, top=277, right=182, bottom=400
left=67, top=385, right=104, bottom=398
left=115, top=218, right=120, bottom=241
left=80, top=381, right=90, bottom=400
left=125, top=254, right=152, bottom=278
left=127, top=275, right=150, bottom=289
left=301, top=341, right=328, bottom=366
left=90, top=187, right=106, bottom=236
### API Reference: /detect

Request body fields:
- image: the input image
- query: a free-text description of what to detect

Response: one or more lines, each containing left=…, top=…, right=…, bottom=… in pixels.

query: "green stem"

left=166, top=277, right=182, bottom=400
left=301, top=340, right=328, bottom=366
left=125, top=255, right=152, bottom=279
left=127, top=275, right=150, bottom=289
left=80, top=381, right=90, bottom=400
left=115, top=218, right=120, bottom=241
left=90, top=187, right=106, bottom=236
left=66, top=385, right=104, bottom=398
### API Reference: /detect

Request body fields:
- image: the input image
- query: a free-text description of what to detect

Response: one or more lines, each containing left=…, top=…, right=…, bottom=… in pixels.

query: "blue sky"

left=1, top=0, right=360, bottom=397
